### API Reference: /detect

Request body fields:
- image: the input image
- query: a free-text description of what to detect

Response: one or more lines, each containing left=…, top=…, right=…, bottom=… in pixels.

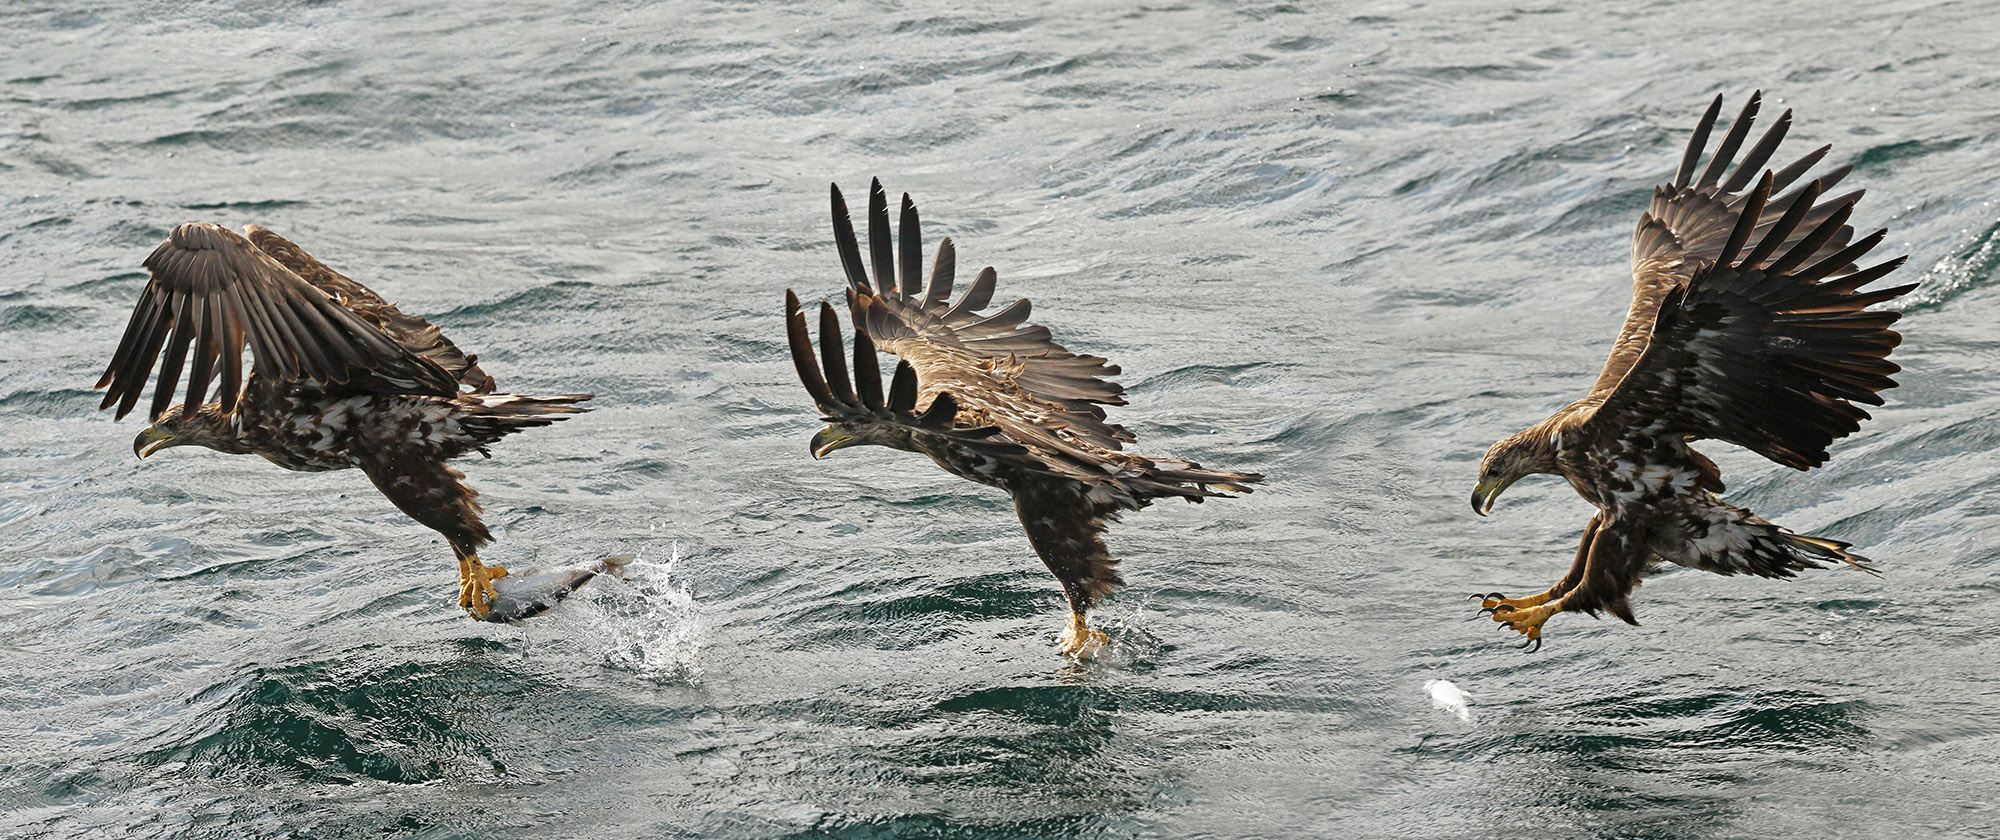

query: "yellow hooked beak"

left=1471, top=475, right=1513, bottom=517
left=135, top=426, right=174, bottom=459
left=810, top=427, right=854, bottom=459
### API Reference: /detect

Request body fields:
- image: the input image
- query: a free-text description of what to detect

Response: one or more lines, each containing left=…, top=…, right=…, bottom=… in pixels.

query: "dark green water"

left=3, top=1, right=1997, bottom=837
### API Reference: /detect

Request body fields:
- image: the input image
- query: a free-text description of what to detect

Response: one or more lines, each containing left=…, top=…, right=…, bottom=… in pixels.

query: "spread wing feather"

left=245, top=226, right=495, bottom=393
left=1587, top=172, right=1915, bottom=469
left=830, top=179, right=1135, bottom=451
left=784, top=290, right=1056, bottom=474
left=787, top=181, right=1259, bottom=503
left=1594, top=92, right=1864, bottom=397
left=95, top=223, right=463, bottom=420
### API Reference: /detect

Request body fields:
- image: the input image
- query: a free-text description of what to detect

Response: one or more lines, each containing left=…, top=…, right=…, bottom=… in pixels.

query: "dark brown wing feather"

left=1586, top=172, right=1915, bottom=469
left=784, top=289, right=1055, bottom=474
left=788, top=181, right=1260, bottom=502
left=1594, top=92, right=1865, bottom=397
left=246, top=225, right=495, bottom=393
left=95, top=223, right=462, bottom=420
left=831, top=179, right=1135, bottom=451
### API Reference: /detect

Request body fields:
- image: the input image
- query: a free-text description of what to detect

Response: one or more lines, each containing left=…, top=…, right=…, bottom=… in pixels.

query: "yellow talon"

left=455, top=552, right=509, bottom=620
left=1057, top=612, right=1108, bottom=658
left=1488, top=600, right=1563, bottom=651
left=1478, top=589, right=1552, bottom=612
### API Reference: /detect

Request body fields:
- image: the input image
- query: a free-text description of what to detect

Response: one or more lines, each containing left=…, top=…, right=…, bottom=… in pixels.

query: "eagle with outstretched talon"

left=1471, top=93, right=1916, bottom=650
left=786, top=179, right=1261, bottom=657
left=94, top=222, right=591, bottom=620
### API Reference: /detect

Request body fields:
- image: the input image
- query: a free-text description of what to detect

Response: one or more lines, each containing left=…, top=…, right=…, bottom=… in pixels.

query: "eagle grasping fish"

left=95, top=223, right=592, bottom=620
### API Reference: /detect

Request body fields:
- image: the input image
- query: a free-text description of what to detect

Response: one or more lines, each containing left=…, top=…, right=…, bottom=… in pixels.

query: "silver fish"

left=481, top=554, right=636, bottom=624
left=1424, top=679, right=1474, bottom=722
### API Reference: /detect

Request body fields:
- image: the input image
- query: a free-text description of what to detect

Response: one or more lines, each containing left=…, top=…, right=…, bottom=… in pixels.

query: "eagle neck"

left=1516, top=413, right=1570, bottom=476
left=188, top=407, right=254, bottom=455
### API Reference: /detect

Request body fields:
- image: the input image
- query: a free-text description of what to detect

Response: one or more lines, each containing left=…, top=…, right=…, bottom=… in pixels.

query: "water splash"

left=548, top=539, right=703, bottom=682
left=1064, top=594, right=1162, bottom=672
left=1907, top=205, right=2000, bottom=309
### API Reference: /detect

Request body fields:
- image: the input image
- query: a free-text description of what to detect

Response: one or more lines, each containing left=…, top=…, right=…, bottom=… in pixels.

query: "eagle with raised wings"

left=1471, top=93, right=1916, bottom=650
left=95, top=223, right=591, bottom=620
left=785, top=180, right=1262, bottom=656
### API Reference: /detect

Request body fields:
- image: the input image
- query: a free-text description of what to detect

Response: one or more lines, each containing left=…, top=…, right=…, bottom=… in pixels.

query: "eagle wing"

left=1590, top=92, right=1865, bottom=398
left=244, top=226, right=495, bottom=393
left=95, top=222, right=464, bottom=421
left=830, top=180, right=1133, bottom=455
left=1584, top=171, right=1915, bottom=469
left=785, top=290, right=1098, bottom=482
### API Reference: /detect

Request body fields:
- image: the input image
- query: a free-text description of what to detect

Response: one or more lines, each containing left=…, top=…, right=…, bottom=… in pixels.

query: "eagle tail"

left=1783, top=531, right=1879, bottom=576
left=458, top=392, right=594, bottom=448
left=1130, top=457, right=1263, bottom=502
left=1659, top=495, right=1879, bottom=578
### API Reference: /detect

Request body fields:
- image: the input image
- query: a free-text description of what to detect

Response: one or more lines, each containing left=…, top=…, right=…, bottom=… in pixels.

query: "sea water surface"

left=2, top=1, right=1998, bottom=837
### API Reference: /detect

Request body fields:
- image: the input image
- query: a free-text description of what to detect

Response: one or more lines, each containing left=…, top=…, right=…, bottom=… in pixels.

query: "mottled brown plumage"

left=786, top=180, right=1261, bottom=655
left=1471, top=93, right=1916, bottom=649
left=94, top=222, right=591, bottom=620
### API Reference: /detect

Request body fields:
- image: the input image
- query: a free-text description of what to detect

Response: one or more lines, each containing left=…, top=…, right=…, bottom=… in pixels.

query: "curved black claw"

left=1489, top=604, right=1516, bottom=614
left=1516, top=637, right=1543, bottom=653
left=1477, top=606, right=1499, bottom=617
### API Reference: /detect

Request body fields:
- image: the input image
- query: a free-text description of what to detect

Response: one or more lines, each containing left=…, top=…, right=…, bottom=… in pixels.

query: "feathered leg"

left=1013, top=485, right=1122, bottom=658
left=1489, top=514, right=1651, bottom=650
left=357, top=455, right=505, bottom=621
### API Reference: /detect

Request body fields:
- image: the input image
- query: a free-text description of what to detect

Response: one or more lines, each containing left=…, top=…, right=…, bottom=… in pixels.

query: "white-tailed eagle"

left=95, top=223, right=592, bottom=620
left=1471, top=93, right=1915, bottom=650
left=786, top=180, right=1262, bottom=656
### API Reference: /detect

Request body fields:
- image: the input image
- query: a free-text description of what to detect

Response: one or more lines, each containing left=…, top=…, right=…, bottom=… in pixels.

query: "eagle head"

left=1472, top=426, right=1562, bottom=516
left=134, top=404, right=225, bottom=460
left=810, top=419, right=906, bottom=459
left=809, top=421, right=862, bottom=459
